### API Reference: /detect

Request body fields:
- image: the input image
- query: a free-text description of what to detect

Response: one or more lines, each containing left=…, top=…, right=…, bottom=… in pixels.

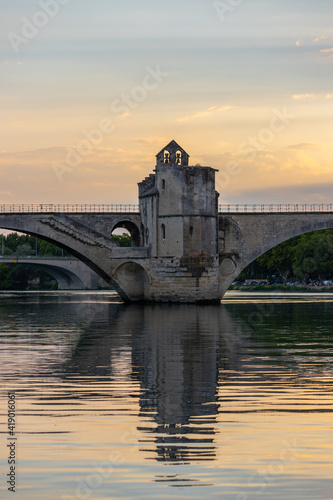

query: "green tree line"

left=1, top=232, right=131, bottom=256
left=1, top=233, right=72, bottom=257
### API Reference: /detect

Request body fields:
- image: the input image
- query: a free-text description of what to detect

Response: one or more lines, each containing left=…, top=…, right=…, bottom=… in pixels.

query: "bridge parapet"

left=2, top=202, right=332, bottom=215
left=0, top=204, right=139, bottom=214
left=219, top=204, right=333, bottom=214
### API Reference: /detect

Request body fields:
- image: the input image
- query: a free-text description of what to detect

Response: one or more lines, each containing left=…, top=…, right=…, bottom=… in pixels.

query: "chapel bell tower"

left=138, top=140, right=219, bottom=259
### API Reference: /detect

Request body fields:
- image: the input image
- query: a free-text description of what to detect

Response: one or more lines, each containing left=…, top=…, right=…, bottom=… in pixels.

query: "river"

left=0, top=291, right=332, bottom=499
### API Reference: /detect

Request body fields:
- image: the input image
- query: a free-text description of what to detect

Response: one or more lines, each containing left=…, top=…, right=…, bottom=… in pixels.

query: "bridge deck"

left=0, top=203, right=332, bottom=214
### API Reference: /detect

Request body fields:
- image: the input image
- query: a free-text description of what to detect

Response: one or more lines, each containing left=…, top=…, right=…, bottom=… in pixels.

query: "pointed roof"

left=156, top=140, right=189, bottom=158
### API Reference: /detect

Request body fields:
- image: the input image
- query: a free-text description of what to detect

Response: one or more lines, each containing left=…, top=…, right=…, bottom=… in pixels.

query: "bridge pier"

left=112, top=257, right=221, bottom=303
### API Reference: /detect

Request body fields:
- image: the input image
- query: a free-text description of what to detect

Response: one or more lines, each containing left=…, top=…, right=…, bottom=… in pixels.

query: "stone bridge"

left=0, top=141, right=332, bottom=302
left=0, top=256, right=109, bottom=290
left=0, top=209, right=332, bottom=300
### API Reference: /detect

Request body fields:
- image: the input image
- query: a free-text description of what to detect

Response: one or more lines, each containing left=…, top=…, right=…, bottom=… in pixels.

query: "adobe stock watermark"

left=213, top=0, right=244, bottom=22
left=7, top=0, right=72, bottom=54
left=216, top=107, right=295, bottom=192
left=249, top=303, right=274, bottom=329
left=236, top=439, right=300, bottom=499
left=52, top=65, right=169, bottom=183
left=61, top=426, right=139, bottom=500
left=295, top=232, right=333, bottom=279
left=231, top=278, right=276, bottom=341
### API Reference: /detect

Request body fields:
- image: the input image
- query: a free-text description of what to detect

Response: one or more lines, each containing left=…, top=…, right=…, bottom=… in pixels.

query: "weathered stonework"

left=136, top=140, right=220, bottom=302
left=1, top=141, right=333, bottom=302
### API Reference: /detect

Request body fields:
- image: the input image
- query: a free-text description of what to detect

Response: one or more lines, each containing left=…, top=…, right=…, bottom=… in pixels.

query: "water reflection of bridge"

left=63, top=302, right=244, bottom=465
left=6, top=294, right=328, bottom=470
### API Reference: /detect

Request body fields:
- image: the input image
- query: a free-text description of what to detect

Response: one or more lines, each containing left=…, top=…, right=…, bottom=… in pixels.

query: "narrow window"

left=189, top=226, right=194, bottom=236
left=161, top=224, right=166, bottom=240
left=162, top=179, right=166, bottom=190
left=164, top=150, right=170, bottom=164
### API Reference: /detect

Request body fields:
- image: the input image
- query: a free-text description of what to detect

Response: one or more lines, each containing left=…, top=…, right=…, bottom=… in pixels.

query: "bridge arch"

left=111, top=220, right=141, bottom=247
left=7, top=262, right=85, bottom=289
left=219, top=212, right=333, bottom=295
left=239, top=216, right=333, bottom=272
left=114, top=262, right=151, bottom=301
left=33, top=264, right=85, bottom=289
left=0, top=213, right=133, bottom=301
left=0, top=258, right=108, bottom=289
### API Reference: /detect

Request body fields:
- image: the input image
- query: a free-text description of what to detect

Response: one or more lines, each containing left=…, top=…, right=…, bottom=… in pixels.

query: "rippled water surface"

left=0, top=291, right=333, bottom=499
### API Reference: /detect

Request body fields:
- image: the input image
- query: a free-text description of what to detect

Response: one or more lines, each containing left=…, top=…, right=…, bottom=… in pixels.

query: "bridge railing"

left=0, top=204, right=140, bottom=214
left=218, top=204, right=333, bottom=213
left=0, top=203, right=332, bottom=214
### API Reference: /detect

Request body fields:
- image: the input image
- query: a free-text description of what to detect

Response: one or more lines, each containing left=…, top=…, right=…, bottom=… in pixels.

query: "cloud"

left=1, top=141, right=333, bottom=209
left=292, top=94, right=316, bottom=100
left=221, top=183, right=333, bottom=206
left=0, top=191, right=14, bottom=197
left=292, top=93, right=333, bottom=100
left=320, top=48, right=333, bottom=53
left=0, top=146, right=153, bottom=204
left=285, top=143, right=321, bottom=151
left=177, top=106, right=233, bottom=123
left=217, top=142, right=232, bottom=150
left=196, top=143, right=333, bottom=204
left=134, top=137, right=168, bottom=146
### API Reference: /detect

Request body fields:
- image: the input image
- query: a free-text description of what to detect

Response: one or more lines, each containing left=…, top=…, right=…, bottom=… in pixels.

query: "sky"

left=1, top=0, right=333, bottom=205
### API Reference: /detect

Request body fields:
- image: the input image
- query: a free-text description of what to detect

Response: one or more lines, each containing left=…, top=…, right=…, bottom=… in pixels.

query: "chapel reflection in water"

left=129, top=305, right=242, bottom=464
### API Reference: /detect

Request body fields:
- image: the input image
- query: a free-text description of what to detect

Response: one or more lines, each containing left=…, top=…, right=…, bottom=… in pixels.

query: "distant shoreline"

left=230, top=284, right=333, bottom=293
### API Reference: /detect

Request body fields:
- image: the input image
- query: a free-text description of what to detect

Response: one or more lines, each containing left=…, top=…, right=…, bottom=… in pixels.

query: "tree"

left=292, top=231, right=333, bottom=280
left=256, top=238, right=298, bottom=280
left=112, top=233, right=131, bottom=247
left=15, top=244, right=34, bottom=257
left=0, top=265, right=14, bottom=290
left=1, top=233, right=70, bottom=257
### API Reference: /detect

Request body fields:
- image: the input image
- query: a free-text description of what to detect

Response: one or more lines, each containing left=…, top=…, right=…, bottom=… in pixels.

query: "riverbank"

left=230, top=284, right=333, bottom=292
